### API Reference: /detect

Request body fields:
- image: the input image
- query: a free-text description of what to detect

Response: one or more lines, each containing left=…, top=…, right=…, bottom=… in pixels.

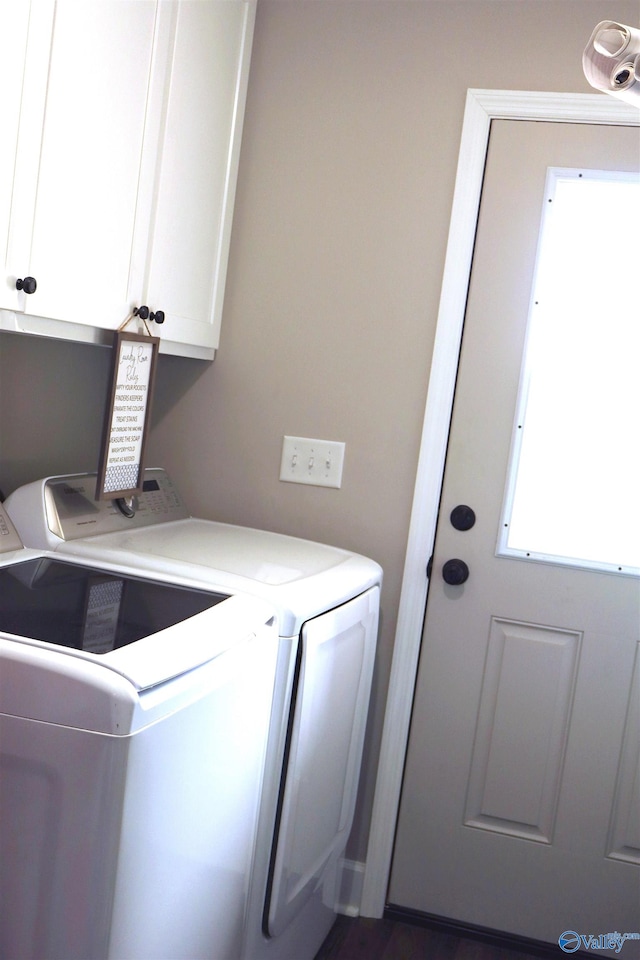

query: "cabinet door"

left=141, top=1, right=256, bottom=359
left=1, top=1, right=54, bottom=313
left=15, top=1, right=160, bottom=331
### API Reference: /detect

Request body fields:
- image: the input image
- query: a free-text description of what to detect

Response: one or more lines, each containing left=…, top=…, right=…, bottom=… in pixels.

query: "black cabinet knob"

left=16, top=277, right=37, bottom=295
left=442, top=558, right=469, bottom=585
left=134, top=306, right=164, bottom=324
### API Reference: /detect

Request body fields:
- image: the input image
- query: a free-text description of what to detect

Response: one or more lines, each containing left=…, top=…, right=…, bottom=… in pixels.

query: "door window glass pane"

left=499, top=168, right=640, bottom=576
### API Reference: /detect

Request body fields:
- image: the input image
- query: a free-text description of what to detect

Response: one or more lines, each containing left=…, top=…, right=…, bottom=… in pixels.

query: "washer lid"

left=0, top=556, right=227, bottom=656
left=0, top=556, right=276, bottom=689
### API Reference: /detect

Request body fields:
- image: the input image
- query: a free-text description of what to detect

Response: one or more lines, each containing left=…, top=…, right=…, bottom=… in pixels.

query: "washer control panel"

left=42, top=468, right=190, bottom=541
left=0, top=504, right=23, bottom=554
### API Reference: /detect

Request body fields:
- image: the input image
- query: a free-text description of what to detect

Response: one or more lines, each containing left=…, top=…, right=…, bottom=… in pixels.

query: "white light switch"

left=280, top=436, right=345, bottom=488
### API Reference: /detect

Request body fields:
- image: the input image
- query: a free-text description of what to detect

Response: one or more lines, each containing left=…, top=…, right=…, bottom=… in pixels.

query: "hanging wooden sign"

left=96, top=329, right=160, bottom=501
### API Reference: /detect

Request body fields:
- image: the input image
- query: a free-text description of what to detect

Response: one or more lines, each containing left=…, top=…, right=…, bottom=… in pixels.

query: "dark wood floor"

left=314, top=916, right=546, bottom=960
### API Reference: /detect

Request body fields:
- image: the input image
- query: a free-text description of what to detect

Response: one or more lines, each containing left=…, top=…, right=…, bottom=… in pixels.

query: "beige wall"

left=1, top=0, right=637, bottom=863
left=0, top=332, right=112, bottom=495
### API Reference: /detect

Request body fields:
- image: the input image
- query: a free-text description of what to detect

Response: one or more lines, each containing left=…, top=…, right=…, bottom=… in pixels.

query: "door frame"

left=360, top=88, right=640, bottom=918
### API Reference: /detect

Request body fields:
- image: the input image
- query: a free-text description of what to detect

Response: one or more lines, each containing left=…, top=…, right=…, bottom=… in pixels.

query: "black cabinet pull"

left=16, top=277, right=37, bottom=294
left=150, top=310, right=165, bottom=324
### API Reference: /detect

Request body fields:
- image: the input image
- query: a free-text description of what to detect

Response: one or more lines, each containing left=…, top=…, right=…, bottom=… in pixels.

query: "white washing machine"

left=6, top=468, right=382, bottom=960
left=0, top=499, right=279, bottom=960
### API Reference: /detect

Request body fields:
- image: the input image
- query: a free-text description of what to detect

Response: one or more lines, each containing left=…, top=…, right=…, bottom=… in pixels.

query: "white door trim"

left=360, top=88, right=640, bottom=919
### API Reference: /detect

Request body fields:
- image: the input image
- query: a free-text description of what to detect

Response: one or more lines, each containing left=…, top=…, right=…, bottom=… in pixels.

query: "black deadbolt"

left=450, top=504, right=476, bottom=531
left=442, top=558, right=469, bottom=585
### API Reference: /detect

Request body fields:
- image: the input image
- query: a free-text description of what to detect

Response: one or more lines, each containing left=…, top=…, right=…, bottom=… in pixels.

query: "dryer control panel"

left=5, top=469, right=190, bottom=546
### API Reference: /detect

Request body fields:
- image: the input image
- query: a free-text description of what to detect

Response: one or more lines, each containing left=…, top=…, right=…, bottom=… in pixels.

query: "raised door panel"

left=463, top=618, right=581, bottom=843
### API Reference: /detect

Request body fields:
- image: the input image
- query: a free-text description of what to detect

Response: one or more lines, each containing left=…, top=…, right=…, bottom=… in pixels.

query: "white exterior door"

left=388, top=119, right=640, bottom=950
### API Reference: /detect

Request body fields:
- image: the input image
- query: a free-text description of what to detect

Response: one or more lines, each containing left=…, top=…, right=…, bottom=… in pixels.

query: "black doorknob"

left=16, top=277, right=37, bottom=294
left=134, top=305, right=150, bottom=320
left=442, top=558, right=469, bottom=585
left=150, top=310, right=165, bottom=324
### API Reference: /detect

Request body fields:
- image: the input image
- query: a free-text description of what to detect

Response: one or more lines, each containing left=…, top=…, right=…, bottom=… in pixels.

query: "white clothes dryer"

left=0, top=500, right=279, bottom=960
left=6, top=468, right=383, bottom=960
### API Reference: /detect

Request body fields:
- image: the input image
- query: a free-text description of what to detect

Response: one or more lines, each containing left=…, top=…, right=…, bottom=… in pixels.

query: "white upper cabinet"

left=0, top=1, right=255, bottom=360
left=4, top=1, right=158, bottom=330
left=1, top=0, right=53, bottom=315
left=140, top=2, right=255, bottom=357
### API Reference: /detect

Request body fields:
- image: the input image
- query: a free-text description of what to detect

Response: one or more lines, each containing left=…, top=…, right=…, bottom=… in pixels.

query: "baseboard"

left=335, top=859, right=366, bottom=917
left=384, top=905, right=593, bottom=959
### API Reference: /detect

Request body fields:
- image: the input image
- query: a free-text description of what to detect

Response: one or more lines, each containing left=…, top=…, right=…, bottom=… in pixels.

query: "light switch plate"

left=280, top=436, right=345, bottom=488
